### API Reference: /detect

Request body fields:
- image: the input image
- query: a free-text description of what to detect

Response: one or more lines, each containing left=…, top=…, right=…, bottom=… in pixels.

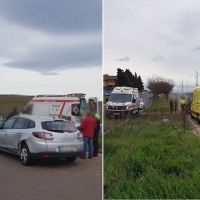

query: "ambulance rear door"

left=49, top=96, right=66, bottom=117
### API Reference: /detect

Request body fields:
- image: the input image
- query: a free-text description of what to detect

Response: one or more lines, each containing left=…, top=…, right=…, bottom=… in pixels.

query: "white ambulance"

left=22, top=94, right=99, bottom=124
left=105, top=86, right=140, bottom=118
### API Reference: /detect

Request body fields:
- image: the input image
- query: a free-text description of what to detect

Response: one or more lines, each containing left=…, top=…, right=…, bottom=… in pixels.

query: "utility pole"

left=191, top=71, right=199, bottom=86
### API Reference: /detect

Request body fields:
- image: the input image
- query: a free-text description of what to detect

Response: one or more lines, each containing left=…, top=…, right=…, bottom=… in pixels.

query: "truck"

left=105, top=86, right=140, bottom=119
left=22, top=94, right=99, bottom=125
left=191, top=85, right=200, bottom=124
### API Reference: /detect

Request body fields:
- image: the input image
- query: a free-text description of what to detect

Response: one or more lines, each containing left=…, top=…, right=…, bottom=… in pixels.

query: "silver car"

left=0, top=115, right=84, bottom=166
left=139, top=98, right=144, bottom=109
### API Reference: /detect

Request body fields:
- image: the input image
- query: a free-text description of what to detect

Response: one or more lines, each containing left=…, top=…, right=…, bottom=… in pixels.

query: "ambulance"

left=191, top=85, right=200, bottom=124
left=105, top=86, right=140, bottom=118
left=22, top=94, right=99, bottom=124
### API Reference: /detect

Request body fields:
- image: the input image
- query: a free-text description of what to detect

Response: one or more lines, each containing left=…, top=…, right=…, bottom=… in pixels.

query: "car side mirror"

left=132, top=99, right=136, bottom=103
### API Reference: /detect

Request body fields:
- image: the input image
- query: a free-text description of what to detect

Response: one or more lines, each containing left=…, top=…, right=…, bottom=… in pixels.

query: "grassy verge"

left=144, top=97, right=169, bottom=113
left=104, top=119, right=200, bottom=199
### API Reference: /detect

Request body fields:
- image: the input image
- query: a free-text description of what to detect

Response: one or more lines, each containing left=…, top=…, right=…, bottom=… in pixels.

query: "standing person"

left=180, top=97, right=186, bottom=113
left=174, top=98, right=178, bottom=112
left=93, top=113, right=101, bottom=157
left=77, top=111, right=96, bottom=159
left=7, top=107, right=19, bottom=120
left=185, top=97, right=191, bottom=114
left=169, top=98, right=174, bottom=113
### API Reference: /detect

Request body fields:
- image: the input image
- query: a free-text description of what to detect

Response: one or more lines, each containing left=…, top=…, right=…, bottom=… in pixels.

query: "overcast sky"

left=104, top=0, right=200, bottom=92
left=0, top=0, right=102, bottom=100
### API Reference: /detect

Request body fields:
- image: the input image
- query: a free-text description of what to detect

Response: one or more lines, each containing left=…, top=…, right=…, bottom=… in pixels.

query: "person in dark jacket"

left=7, top=108, right=19, bottom=119
left=77, top=111, right=96, bottom=159
left=93, top=113, right=101, bottom=157
left=169, top=99, right=174, bottom=113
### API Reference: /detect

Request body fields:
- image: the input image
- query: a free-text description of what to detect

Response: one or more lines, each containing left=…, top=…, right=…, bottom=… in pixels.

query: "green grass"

left=145, top=97, right=170, bottom=113
left=104, top=121, right=200, bottom=199
left=99, top=134, right=102, bottom=149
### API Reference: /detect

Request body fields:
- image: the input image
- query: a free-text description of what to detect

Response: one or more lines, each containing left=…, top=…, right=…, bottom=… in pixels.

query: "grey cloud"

left=0, top=1, right=102, bottom=74
left=116, top=57, right=130, bottom=62
left=191, top=45, right=200, bottom=52
left=3, top=42, right=101, bottom=74
left=152, top=55, right=164, bottom=61
left=0, top=0, right=102, bottom=35
left=176, top=12, right=200, bottom=37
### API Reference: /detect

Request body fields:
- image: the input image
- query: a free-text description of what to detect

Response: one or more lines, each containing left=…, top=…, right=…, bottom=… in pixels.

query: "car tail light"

left=77, top=132, right=83, bottom=140
left=32, top=132, right=54, bottom=140
left=67, top=116, right=72, bottom=121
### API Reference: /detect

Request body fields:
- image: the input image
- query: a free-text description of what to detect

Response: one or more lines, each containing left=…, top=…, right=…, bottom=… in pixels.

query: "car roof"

left=16, top=114, right=66, bottom=121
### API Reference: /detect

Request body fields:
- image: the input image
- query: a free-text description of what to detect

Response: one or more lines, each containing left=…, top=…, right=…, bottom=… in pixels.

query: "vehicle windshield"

left=109, top=94, right=132, bottom=103
left=41, top=121, right=77, bottom=133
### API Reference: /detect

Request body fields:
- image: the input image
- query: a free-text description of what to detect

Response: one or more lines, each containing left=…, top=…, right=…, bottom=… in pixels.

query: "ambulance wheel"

left=197, top=114, right=200, bottom=124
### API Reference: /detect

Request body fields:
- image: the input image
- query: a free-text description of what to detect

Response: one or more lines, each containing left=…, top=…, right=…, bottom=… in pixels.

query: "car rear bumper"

left=30, top=151, right=82, bottom=159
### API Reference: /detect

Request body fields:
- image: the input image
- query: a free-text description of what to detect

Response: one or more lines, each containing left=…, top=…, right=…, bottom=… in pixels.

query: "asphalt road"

left=0, top=152, right=102, bottom=200
left=139, top=94, right=153, bottom=109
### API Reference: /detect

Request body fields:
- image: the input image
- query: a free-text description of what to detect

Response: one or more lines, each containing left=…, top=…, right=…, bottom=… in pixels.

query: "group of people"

left=77, top=111, right=101, bottom=159
left=169, top=96, right=191, bottom=113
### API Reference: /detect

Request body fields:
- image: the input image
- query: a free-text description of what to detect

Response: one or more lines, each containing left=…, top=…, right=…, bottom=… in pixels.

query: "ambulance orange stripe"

left=31, top=100, right=79, bottom=103
left=58, top=102, right=66, bottom=118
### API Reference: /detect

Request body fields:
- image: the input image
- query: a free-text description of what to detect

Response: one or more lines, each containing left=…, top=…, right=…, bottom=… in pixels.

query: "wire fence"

left=104, top=100, right=200, bottom=199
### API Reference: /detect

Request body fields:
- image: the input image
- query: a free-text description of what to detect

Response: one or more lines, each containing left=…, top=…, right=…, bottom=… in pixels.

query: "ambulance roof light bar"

left=36, top=95, right=65, bottom=97
left=67, top=93, right=86, bottom=97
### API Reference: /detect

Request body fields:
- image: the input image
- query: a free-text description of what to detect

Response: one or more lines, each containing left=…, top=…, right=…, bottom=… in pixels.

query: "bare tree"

left=147, top=75, right=175, bottom=100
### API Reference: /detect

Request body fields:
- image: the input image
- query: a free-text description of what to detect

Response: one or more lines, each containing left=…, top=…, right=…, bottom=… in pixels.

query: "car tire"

left=20, top=145, right=33, bottom=166
left=136, top=108, right=140, bottom=114
left=197, top=114, right=200, bottom=124
left=65, top=157, right=77, bottom=162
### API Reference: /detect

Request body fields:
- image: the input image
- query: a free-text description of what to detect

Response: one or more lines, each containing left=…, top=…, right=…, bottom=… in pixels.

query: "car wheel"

left=20, top=145, right=33, bottom=166
left=136, top=108, right=140, bottom=114
left=65, top=157, right=77, bottom=162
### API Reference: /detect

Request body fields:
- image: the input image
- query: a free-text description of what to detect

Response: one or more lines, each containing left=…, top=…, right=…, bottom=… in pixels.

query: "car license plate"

left=113, top=112, right=120, bottom=115
left=58, top=146, right=77, bottom=152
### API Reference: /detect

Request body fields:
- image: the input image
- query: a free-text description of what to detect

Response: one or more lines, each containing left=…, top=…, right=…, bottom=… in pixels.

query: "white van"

left=105, top=86, right=140, bottom=118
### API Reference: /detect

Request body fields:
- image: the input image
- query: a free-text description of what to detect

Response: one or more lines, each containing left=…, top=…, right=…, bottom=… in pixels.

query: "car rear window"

left=41, top=121, right=77, bottom=133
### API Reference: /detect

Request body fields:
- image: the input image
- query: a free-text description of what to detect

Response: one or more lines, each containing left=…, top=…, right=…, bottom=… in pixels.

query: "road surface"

left=187, top=115, right=200, bottom=136
left=139, top=94, right=153, bottom=110
left=0, top=152, right=102, bottom=200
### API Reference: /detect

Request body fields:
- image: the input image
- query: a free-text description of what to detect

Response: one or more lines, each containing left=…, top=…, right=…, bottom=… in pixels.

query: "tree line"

left=116, top=68, right=144, bottom=91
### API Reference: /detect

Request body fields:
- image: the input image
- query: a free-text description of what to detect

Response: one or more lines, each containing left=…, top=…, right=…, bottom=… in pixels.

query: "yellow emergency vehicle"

left=191, top=85, right=200, bottom=124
